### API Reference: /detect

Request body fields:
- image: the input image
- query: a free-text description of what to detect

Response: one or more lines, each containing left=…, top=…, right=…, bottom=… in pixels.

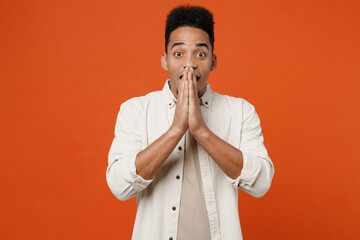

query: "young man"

left=106, top=5, right=274, bottom=240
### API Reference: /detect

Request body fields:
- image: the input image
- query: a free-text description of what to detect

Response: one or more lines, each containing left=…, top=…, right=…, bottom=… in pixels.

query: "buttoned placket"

left=197, top=101, right=221, bottom=240
left=165, top=93, right=185, bottom=240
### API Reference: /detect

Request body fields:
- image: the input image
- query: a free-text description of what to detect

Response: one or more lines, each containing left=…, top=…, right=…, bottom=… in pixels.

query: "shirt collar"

left=162, top=79, right=213, bottom=109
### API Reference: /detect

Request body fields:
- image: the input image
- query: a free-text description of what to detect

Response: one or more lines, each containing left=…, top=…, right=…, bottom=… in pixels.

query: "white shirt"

left=106, top=80, right=275, bottom=240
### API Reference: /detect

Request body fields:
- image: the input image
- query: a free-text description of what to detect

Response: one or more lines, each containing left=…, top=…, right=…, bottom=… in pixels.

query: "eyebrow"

left=170, top=42, right=210, bottom=50
left=170, top=42, right=184, bottom=50
left=195, top=43, right=209, bottom=49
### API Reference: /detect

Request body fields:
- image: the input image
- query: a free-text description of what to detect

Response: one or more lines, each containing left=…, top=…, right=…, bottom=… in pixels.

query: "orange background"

left=1, top=0, right=360, bottom=239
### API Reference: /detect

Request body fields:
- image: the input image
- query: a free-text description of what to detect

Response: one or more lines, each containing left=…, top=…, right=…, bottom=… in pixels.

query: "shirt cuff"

left=121, top=153, right=153, bottom=192
left=228, top=151, right=262, bottom=189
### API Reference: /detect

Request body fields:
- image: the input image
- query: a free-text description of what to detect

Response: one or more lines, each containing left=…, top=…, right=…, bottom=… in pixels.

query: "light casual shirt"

left=106, top=80, right=275, bottom=240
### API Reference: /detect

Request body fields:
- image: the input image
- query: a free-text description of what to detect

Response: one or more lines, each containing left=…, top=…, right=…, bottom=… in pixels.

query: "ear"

left=161, top=53, right=168, bottom=71
left=211, top=54, right=217, bottom=71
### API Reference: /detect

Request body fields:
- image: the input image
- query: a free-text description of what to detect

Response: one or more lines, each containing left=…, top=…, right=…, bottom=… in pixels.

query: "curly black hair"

left=165, top=5, right=215, bottom=53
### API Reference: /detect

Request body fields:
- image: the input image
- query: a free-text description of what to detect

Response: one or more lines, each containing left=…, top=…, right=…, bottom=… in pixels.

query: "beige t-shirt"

left=177, top=130, right=211, bottom=240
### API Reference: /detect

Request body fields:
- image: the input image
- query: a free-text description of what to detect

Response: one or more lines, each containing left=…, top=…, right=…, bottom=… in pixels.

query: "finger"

left=187, top=67, right=192, bottom=83
left=183, top=79, right=189, bottom=106
left=178, top=67, right=188, bottom=102
left=184, top=67, right=190, bottom=102
left=189, top=68, right=195, bottom=99
left=178, top=76, right=184, bottom=102
left=189, top=77, right=196, bottom=107
left=192, top=70, right=199, bottom=96
left=189, top=67, right=193, bottom=81
left=191, top=68, right=197, bottom=101
left=183, top=66, right=188, bottom=82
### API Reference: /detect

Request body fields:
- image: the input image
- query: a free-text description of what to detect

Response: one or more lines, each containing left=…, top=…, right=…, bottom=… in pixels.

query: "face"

left=161, top=26, right=217, bottom=98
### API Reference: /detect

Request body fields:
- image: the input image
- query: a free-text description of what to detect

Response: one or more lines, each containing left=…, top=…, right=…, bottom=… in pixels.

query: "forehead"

left=168, top=26, right=211, bottom=49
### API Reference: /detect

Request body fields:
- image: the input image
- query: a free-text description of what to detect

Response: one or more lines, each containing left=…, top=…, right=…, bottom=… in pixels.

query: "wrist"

left=168, top=125, right=186, bottom=138
left=192, top=125, right=210, bottom=141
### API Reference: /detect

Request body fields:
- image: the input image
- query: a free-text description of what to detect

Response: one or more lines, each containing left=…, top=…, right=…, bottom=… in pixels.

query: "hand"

left=188, top=68, right=208, bottom=137
left=170, top=67, right=190, bottom=136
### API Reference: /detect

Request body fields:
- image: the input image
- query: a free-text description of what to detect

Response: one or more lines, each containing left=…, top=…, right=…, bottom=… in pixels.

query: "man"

left=106, top=5, right=274, bottom=240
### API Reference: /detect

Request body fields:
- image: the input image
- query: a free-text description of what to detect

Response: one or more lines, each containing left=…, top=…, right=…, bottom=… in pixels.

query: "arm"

left=188, top=72, right=274, bottom=198
left=106, top=73, right=191, bottom=200
left=135, top=71, right=190, bottom=180
left=106, top=102, right=151, bottom=201
left=188, top=74, right=243, bottom=179
left=234, top=101, right=274, bottom=198
left=192, top=127, right=244, bottom=179
left=135, top=127, right=183, bottom=180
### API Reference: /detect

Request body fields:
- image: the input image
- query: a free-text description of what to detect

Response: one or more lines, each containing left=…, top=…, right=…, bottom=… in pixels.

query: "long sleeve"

left=106, top=101, right=153, bottom=201
left=229, top=101, right=274, bottom=198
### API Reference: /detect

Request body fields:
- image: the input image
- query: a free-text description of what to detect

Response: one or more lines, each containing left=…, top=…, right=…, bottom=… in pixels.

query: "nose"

left=182, top=55, right=197, bottom=69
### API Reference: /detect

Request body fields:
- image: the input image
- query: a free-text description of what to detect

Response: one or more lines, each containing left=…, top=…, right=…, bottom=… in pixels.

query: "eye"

left=174, top=51, right=183, bottom=57
left=197, top=52, right=206, bottom=57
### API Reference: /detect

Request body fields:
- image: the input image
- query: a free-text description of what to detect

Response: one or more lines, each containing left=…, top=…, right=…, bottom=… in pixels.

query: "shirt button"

left=169, top=238, right=173, bottom=240
left=205, top=101, right=208, bottom=105
left=172, top=206, right=176, bottom=211
left=176, top=175, right=180, bottom=179
left=169, top=103, right=172, bottom=106
left=178, top=146, right=182, bottom=151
